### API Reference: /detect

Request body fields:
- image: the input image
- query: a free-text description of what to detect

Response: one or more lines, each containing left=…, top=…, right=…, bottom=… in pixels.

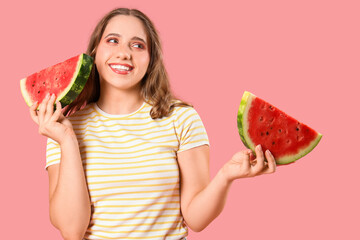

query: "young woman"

left=29, top=8, right=276, bottom=240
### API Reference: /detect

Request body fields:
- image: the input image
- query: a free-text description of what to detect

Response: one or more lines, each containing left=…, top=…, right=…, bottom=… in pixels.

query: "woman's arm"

left=30, top=94, right=91, bottom=240
left=177, top=144, right=276, bottom=232
left=48, top=134, right=91, bottom=240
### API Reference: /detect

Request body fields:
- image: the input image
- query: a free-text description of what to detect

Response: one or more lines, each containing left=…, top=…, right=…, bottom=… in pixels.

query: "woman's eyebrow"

left=104, top=33, right=147, bottom=44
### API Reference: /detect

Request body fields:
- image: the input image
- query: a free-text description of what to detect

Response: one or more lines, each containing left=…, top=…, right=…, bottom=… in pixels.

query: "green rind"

left=57, top=54, right=93, bottom=108
left=237, top=91, right=322, bottom=165
left=237, top=91, right=253, bottom=150
left=20, top=53, right=93, bottom=109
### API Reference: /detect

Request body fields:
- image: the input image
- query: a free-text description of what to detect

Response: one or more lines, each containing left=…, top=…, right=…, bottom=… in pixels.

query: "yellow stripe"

left=80, top=144, right=175, bottom=153
left=91, top=214, right=180, bottom=221
left=46, top=152, right=61, bottom=158
left=176, top=107, right=193, bottom=121
left=46, top=158, right=60, bottom=165
left=73, top=125, right=177, bottom=136
left=72, top=119, right=175, bottom=134
left=178, top=112, right=198, bottom=128
left=79, top=140, right=177, bottom=150
left=79, top=132, right=177, bottom=142
left=94, top=208, right=179, bottom=215
left=94, top=202, right=179, bottom=208
left=46, top=146, right=59, bottom=152
left=72, top=115, right=174, bottom=129
left=79, top=132, right=176, bottom=143
left=86, top=163, right=177, bottom=172
left=183, top=138, right=209, bottom=145
left=178, top=118, right=201, bottom=139
left=181, top=119, right=202, bottom=132
left=46, top=140, right=59, bottom=146
left=89, top=182, right=178, bottom=192
left=93, top=194, right=179, bottom=202
left=84, top=156, right=174, bottom=166
left=81, top=146, right=175, bottom=156
left=90, top=187, right=179, bottom=198
left=86, top=231, right=186, bottom=239
left=93, top=220, right=182, bottom=228
left=181, top=129, right=207, bottom=142
left=81, top=150, right=175, bottom=160
left=88, top=176, right=178, bottom=185
left=86, top=226, right=182, bottom=234
left=87, top=169, right=178, bottom=179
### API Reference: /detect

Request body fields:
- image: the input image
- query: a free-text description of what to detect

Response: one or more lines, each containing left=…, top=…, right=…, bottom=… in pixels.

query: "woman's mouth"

left=109, top=64, right=134, bottom=74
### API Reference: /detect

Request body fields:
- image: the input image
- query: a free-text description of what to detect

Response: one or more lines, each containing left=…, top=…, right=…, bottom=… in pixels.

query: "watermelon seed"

left=32, top=84, right=34, bottom=87
left=266, top=131, right=269, bottom=135
left=38, top=91, right=40, bottom=94
left=296, top=127, right=300, bottom=131
left=287, top=139, right=291, bottom=144
left=259, top=116, right=263, bottom=121
left=278, top=129, right=282, bottom=133
left=269, top=106, right=274, bottom=111
left=272, top=141, right=275, bottom=145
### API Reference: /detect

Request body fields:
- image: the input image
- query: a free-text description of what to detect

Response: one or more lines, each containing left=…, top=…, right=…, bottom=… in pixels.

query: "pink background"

left=1, top=0, right=359, bottom=239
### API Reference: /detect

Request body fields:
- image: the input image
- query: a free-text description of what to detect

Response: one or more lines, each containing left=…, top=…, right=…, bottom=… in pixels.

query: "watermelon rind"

left=20, top=53, right=93, bottom=109
left=237, top=91, right=254, bottom=150
left=237, top=91, right=322, bottom=165
left=20, top=78, right=33, bottom=107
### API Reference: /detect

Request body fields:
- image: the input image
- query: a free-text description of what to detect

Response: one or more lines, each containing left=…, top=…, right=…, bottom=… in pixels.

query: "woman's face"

left=95, top=15, right=150, bottom=92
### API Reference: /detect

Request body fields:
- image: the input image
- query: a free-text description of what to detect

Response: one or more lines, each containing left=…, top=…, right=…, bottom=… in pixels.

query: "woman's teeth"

left=111, top=65, right=132, bottom=71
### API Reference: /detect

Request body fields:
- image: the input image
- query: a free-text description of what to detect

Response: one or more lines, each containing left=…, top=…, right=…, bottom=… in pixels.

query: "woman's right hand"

left=30, top=92, right=75, bottom=145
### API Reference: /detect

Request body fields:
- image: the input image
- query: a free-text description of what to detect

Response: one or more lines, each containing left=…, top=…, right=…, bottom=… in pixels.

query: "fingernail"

left=46, top=92, right=50, bottom=99
left=257, top=144, right=262, bottom=152
left=266, top=149, right=273, bottom=157
left=51, top=93, right=55, bottom=99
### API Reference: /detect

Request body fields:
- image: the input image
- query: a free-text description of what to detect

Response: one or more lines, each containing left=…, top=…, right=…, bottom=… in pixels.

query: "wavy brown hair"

left=63, top=8, right=192, bottom=118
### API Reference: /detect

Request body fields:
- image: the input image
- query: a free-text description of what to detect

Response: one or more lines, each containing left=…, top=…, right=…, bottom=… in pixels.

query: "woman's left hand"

left=221, top=144, right=276, bottom=183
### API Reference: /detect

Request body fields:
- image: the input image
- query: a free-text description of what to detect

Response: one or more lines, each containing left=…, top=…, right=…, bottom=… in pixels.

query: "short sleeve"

left=174, top=107, right=210, bottom=153
left=45, top=137, right=61, bottom=170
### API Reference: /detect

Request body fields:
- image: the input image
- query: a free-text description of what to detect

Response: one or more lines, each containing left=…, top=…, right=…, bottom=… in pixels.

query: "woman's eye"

left=107, top=38, right=118, bottom=44
left=133, top=43, right=145, bottom=49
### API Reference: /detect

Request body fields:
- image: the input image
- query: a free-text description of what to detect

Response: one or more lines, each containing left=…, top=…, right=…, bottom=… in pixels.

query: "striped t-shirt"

left=45, top=101, right=210, bottom=240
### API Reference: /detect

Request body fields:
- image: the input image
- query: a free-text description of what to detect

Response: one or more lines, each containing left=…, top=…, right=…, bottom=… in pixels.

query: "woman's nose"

left=116, top=46, right=131, bottom=60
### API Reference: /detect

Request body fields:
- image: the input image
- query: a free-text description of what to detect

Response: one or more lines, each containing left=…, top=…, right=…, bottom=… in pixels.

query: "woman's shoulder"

left=171, top=101, right=200, bottom=120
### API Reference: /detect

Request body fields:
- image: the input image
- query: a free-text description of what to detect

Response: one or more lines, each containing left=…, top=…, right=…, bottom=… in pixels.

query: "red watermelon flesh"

left=237, top=91, right=322, bottom=165
left=25, top=56, right=78, bottom=104
left=20, top=53, right=93, bottom=108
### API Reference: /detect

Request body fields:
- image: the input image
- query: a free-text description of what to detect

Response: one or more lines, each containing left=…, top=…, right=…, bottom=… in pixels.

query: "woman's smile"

left=109, top=63, right=134, bottom=74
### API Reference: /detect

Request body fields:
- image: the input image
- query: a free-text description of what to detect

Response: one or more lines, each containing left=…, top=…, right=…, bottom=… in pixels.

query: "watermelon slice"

left=20, top=53, right=93, bottom=108
left=237, top=91, right=322, bottom=165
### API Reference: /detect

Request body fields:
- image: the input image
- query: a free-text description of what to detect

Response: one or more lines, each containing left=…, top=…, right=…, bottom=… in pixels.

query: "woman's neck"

left=96, top=85, right=144, bottom=115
